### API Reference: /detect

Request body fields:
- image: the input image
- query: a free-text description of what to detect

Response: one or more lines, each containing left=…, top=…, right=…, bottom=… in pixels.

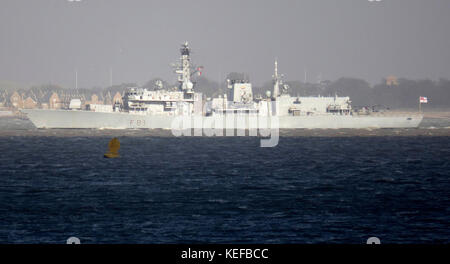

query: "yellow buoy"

left=104, top=137, right=120, bottom=158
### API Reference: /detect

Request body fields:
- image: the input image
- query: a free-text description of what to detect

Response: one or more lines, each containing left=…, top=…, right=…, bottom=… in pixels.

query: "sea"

left=0, top=117, right=449, bottom=244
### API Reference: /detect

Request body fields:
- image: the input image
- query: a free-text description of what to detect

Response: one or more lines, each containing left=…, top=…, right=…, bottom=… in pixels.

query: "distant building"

left=0, top=91, right=6, bottom=107
left=10, top=91, right=23, bottom=109
left=48, top=92, right=62, bottom=109
left=23, top=96, right=37, bottom=109
left=87, top=94, right=102, bottom=105
left=92, top=94, right=99, bottom=103
left=386, top=75, right=399, bottom=86
left=104, top=91, right=113, bottom=105
left=60, top=94, right=73, bottom=109
left=113, top=92, right=123, bottom=104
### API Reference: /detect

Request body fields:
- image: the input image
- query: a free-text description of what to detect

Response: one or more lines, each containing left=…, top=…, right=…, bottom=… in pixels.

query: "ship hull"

left=277, top=115, right=423, bottom=129
left=20, top=109, right=423, bottom=129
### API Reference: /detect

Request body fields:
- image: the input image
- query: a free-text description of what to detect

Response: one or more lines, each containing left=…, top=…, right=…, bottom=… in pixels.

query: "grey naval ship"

left=22, top=42, right=423, bottom=130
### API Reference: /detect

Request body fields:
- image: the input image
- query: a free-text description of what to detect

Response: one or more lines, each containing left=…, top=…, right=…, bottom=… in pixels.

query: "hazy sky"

left=1, top=0, right=450, bottom=88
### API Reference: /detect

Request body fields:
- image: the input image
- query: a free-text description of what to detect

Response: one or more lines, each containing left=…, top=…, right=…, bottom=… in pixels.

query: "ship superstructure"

left=269, top=60, right=352, bottom=117
left=208, top=60, right=352, bottom=117
left=123, top=42, right=202, bottom=116
left=21, top=42, right=423, bottom=129
left=207, top=79, right=259, bottom=116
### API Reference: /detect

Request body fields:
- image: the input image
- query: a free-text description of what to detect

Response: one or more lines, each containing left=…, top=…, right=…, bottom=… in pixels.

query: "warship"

left=21, top=42, right=423, bottom=130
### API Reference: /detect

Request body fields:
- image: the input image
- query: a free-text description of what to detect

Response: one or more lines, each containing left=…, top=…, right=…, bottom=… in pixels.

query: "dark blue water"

left=0, top=136, right=449, bottom=244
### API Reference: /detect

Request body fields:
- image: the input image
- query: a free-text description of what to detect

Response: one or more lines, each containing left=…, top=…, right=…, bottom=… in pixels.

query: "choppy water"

left=0, top=118, right=449, bottom=244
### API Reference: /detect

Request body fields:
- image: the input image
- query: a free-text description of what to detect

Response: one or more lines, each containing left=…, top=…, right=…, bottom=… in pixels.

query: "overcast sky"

left=1, top=0, right=449, bottom=88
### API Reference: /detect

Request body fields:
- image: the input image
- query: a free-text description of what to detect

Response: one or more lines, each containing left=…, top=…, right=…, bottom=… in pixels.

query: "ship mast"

left=272, top=60, right=280, bottom=99
left=272, top=60, right=289, bottom=99
left=175, top=41, right=194, bottom=95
